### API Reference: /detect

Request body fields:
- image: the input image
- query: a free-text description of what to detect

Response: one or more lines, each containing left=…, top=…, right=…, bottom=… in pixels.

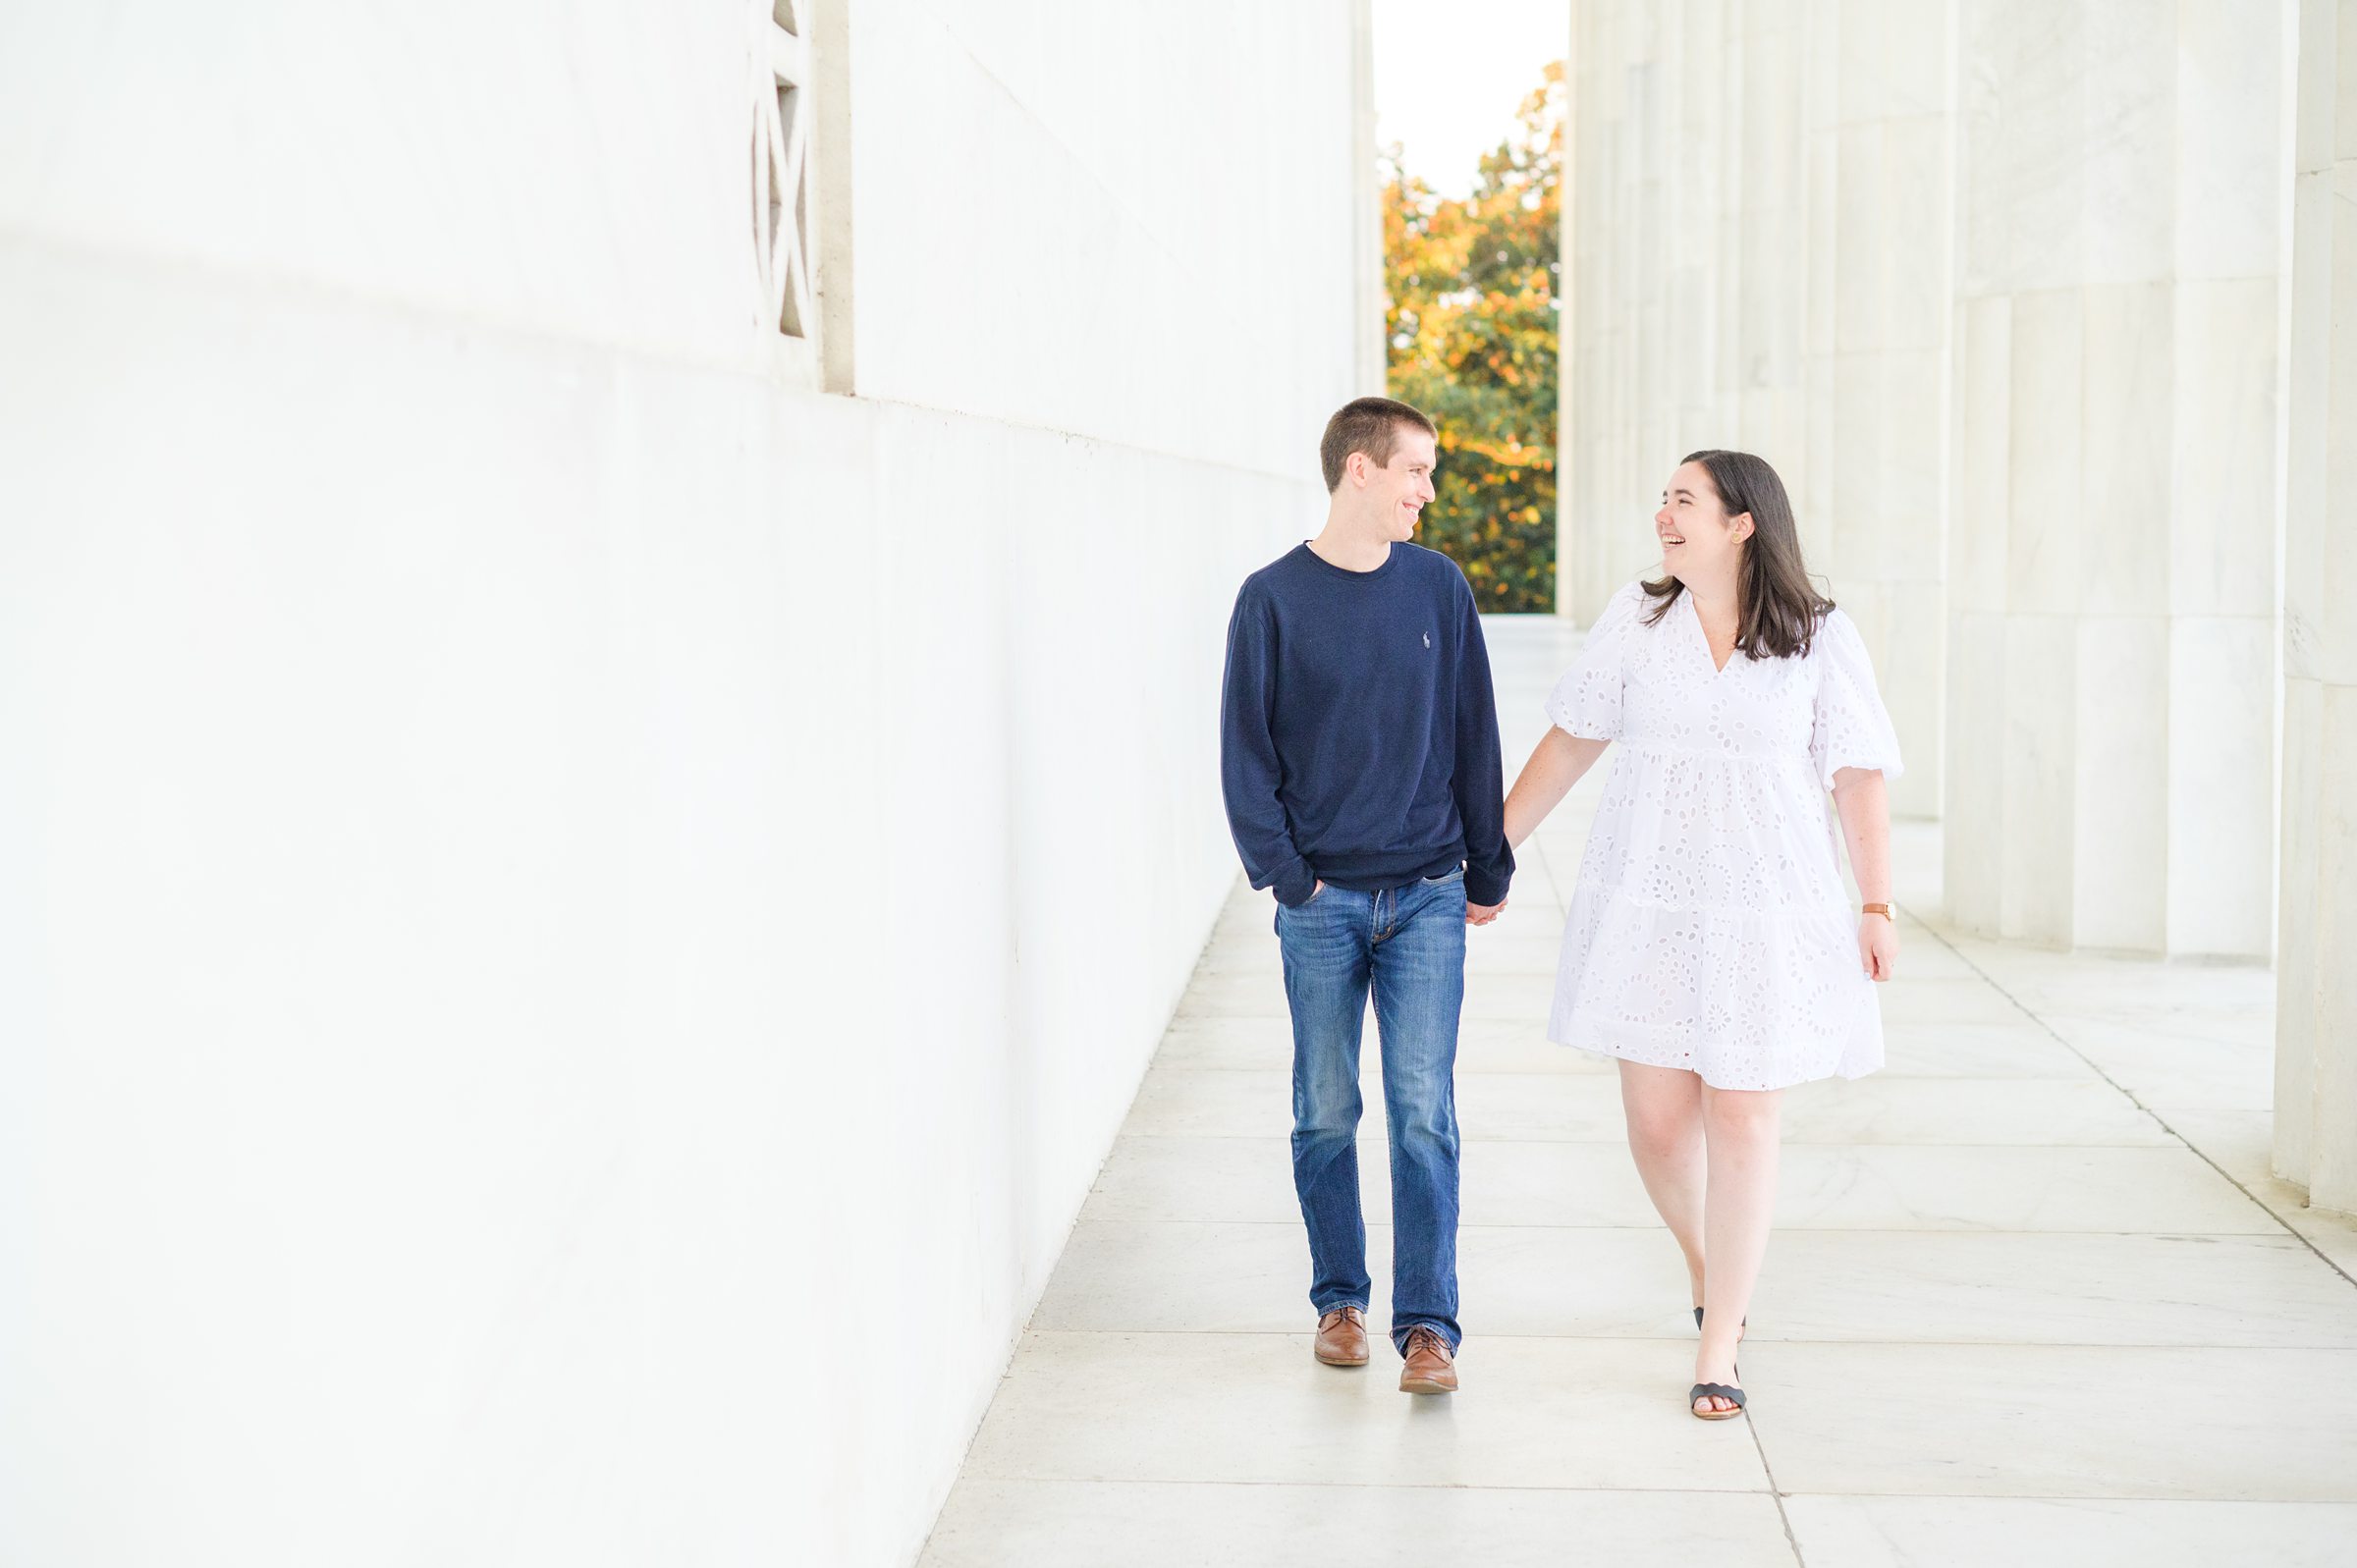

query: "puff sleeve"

left=1808, top=608, right=1904, bottom=789
left=1544, top=580, right=1646, bottom=741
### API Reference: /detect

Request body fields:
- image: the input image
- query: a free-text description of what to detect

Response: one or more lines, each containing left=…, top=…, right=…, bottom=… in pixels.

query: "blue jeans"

left=1275, top=868, right=1467, bottom=1353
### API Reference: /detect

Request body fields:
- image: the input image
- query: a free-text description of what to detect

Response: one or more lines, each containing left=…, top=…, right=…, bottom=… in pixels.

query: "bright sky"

left=1372, top=0, right=1568, bottom=198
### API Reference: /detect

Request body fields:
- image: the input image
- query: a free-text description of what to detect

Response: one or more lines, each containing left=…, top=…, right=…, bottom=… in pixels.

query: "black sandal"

left=1691, top=1314, right=1747, bottom=1421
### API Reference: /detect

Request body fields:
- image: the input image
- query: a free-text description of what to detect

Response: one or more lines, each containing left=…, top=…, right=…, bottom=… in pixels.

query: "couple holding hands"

left=1219, top=398, right=1902, bottom=1421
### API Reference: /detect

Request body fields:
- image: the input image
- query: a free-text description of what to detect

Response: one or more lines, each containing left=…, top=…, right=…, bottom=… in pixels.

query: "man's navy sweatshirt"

left=1220, top=541, right=1514, bottom=909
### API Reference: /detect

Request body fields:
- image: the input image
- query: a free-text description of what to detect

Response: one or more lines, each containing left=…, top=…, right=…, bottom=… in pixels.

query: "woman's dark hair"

left=1642, top=449, right=1834, bottom=660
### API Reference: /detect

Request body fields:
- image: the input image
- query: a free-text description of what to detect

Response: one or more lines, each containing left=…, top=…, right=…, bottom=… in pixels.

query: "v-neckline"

left=1685, top=591, right=1739, bottom=676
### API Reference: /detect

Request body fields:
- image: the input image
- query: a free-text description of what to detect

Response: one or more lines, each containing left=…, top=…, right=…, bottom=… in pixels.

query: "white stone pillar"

left=1798, top=1, right=1954, bottom=819
left=1943, top=0, right=2285, bottom=957
left=1562, top=0, right=1673, bottom=622
left=1351, top=0, right=1386, bottom=396
left=1561, top=0, right=1816, bottom=623
left=1562, top=1, right=1954, bottom=838
left=2275, top=0, right=2357, bottom=1213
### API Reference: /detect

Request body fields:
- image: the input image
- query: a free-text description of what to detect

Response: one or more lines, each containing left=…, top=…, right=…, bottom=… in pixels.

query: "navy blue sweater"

left=1220, top=541, right=1513, bottom=908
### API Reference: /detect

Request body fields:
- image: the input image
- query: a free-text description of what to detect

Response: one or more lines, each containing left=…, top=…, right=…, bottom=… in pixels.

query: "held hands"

left=1859, top=913, right=1899, bottom=981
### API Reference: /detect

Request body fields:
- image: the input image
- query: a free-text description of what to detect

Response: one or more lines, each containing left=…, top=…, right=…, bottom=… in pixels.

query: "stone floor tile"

left=1784, top=1495, right=2357, bottom=1568
left=2166, top=1108, right=2357, bottom=1281
left=1463, top=931, right=1578, bottom=976
left=959, top=1330, right=1775, bottom=1493
left=1158, top=1012, right=2100, bottom=1083
left=1038, top=1220, right=2357, bottom=1347
left=1773, top=1144, right=2276, bottom=1232
left=1150, top=1016, right=1608, bottom=1074
left=1176, top=970, right=1290, bottom=1018
left=1874, top=1021, right=2098, bottom=1078
left=923, top=1480, right=1796, bottom=1568
left=1750, top=1343, right=2357, bottom=1499
left=1086, top=1134, right=1659, bottom=1227
left=1123, top=1066, right=2177, bottom=1146
left=2037, top=1013, right=2276, bottom=1110
left=1859, top=939, right=1982, bottom=981
left=1875, top=977, right=2036, bottom=1027
left=1457, top=971, right=1565, bottom=1021
left=1027, top=1219, right=1690, bottom=1338
left=1771, top=1076, right=2173, bottom=1146
left=2285, top=1207, right=2357, bottom=1280
left=1749, top=1229, right=2357, bottom=1346
left=2164, top=1107, right=2276, bottom=1186
left=1088, top=1137, right=2276, bottom=1237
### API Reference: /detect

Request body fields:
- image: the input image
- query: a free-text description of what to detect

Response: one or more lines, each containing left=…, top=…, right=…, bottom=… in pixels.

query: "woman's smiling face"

left=1657, top=460, right=1750, bottom=580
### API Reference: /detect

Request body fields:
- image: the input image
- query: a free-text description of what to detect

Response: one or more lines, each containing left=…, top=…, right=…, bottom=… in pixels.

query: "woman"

left=1503, top=450, right=1901, bottom=1421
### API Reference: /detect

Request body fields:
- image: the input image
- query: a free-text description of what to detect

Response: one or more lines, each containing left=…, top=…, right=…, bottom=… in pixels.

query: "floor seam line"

left=1747, top=1412, right=1807, bottom=1567
left=1015, top=1329, right=2357, bottom=1349
left=1066, top=1218, right=2305, bottom=1237
left=1916, top=917, right=2357, bottom=1292
left=958, top=1475, right=1786, bottom=1495
left=1118, top=1134, right=2196, bottom=1148
left=1111, top=1134, right=2250, bottom=1148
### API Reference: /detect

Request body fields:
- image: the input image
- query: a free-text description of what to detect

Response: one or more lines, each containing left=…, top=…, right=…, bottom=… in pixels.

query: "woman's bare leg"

left=1616, top=1060, right=1708, bottom=1311
left=1694, top=1083, right=1781, bottom=1413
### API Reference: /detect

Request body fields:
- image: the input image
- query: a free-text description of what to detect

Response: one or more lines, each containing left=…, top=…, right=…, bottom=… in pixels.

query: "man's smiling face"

left=1375, top=427, right=1439, bottom=541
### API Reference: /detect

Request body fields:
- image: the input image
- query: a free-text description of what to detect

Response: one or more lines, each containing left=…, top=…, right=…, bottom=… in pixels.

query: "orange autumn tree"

left=1385, top=61, right=1562, bottom=613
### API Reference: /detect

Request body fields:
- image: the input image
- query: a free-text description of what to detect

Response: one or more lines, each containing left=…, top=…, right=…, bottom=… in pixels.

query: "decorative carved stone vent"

left=754, top=1, right=812, bottom=338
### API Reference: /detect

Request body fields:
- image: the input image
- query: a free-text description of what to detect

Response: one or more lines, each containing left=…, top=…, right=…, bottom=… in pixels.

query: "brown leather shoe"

left=1314, top=1305, right=1370, bottom=1366
left=1398, top=1325, right=1457, bottom=1393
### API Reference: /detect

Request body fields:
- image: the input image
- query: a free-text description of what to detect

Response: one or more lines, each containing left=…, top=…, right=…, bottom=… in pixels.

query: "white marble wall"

left=1943, top=0, right=2286, bottom=959
left=1562, top=0, right=1952, bottom=817
left=0, top=4, right=1367, bottom=1565
left=2275, top=0, right=2357, bottom=1213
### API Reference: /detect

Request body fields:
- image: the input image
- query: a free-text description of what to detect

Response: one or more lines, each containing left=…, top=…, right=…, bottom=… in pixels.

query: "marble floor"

left=918, top=616, right=2357, bottom=1567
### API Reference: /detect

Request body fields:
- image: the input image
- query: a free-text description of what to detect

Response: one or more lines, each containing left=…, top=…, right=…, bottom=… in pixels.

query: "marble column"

left=1562, top=0, right=1678, bottom=622
left=1351, top=0, right=1386, bottom=396
left=2275, top=0, right=2357, bottom=1213
left=1943, top=0, right=2285, bottom=957
left=1561, top=0, right=1814, bottom=623
left=1798, top=0, right=1954, bottom=818
left=1562, top=2, right=1953, bottom=823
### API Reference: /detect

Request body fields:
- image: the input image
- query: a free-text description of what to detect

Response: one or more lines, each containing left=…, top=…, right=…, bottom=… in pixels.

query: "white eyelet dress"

left=1544, top=580, right=1905, bottom=1091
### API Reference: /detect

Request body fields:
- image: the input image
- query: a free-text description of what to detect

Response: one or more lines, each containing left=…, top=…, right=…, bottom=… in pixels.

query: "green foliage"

left=1385, top=62, right=1562, bottom=614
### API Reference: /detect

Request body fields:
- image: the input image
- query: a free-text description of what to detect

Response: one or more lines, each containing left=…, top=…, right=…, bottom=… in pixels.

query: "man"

left=1219, top=396, right=1512, bottom=1395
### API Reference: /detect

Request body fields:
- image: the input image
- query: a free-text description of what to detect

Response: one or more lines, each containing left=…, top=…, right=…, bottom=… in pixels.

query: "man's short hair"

left=1320, top=397, right=1437, bottom=493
